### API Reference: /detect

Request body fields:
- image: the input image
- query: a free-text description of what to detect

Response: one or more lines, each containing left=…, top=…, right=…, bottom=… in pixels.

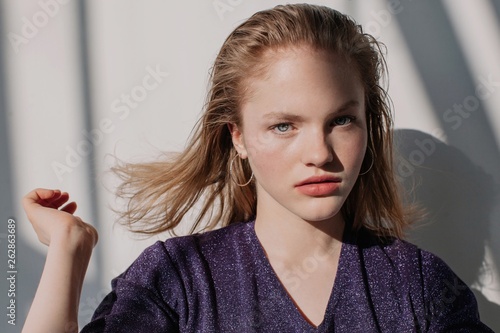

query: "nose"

left=301, top=129, right=334, bottom=167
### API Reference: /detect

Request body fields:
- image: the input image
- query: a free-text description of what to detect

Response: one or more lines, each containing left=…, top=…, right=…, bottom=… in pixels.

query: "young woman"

left=22, top=4, right=493, bottom=332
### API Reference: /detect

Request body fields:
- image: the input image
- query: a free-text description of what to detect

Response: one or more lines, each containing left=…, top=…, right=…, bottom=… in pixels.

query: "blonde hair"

left=113, top=4, right=411, bottom=238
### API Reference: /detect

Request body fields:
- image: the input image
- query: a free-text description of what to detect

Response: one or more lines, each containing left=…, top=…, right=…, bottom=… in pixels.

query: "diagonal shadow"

left=394, top=0, right=500, bottom=177
left=393, top=0, right=500, bottom=331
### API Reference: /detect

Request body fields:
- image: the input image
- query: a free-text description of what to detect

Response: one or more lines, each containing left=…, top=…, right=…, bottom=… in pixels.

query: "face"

left=230, top=46, right=367, bottom=225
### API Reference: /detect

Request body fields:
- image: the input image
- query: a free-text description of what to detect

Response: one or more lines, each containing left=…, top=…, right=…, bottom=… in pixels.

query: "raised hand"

left=22, top=188, right=98, bottom=249
left=21, top=188, right=99, bottom=333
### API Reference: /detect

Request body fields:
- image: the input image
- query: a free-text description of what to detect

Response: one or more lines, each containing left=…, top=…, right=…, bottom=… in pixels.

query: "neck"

left=254, top=206, right=345, bottom=265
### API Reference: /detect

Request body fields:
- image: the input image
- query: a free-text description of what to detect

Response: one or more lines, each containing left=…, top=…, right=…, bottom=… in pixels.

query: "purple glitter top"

left=80, top=221, right=493, bottom=332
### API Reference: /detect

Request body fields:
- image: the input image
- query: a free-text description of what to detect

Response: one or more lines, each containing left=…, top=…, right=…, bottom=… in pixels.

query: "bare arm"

left=21, top=188, right=98, bottom=333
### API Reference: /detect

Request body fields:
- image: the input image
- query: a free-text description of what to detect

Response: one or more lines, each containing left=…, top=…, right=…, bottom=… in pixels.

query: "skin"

left=229, top=45, right=367, bottom=327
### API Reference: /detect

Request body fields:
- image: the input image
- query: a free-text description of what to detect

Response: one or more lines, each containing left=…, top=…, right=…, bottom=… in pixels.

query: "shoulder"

left=351, top=228, right=491, bottom=331
left=351, top=227, right=458, bottom=265
left=415, top=247, right=489, bottom=330
left=350, top=228, right=423, bottom=268
left=164, top=220, right=250, bottom=248
left=352, top=228, right=466, bottom=291
left=88, top=221, right=253, bottom=328
left=126, top=220, right=251, bottom=275
left=161, top=220, right=252, bottom=260
left=358, top=232, right=470, bottom=297
left=123, top=220, right=254, bottom=287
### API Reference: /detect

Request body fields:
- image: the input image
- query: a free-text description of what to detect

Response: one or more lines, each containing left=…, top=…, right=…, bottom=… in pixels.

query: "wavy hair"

left=113, top=4, right=411, bottom=238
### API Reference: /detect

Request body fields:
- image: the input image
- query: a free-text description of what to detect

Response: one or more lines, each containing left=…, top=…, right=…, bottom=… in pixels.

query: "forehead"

left=239, top=46, right=364, bottom=115
left=247, top=45, right=360, bottom=78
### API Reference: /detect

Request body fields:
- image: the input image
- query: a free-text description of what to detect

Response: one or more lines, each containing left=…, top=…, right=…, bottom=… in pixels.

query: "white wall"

left=0, top=0, right=498, bottom=331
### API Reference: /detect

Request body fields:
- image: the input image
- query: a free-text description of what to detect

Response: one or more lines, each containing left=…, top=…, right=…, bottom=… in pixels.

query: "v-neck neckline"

left=247, top=220, right=350, bottom=331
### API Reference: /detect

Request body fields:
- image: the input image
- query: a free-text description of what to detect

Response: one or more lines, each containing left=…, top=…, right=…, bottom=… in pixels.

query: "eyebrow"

left=262, top=100, right=361, bottom=120
left=263, top=112, right=304, bottom=122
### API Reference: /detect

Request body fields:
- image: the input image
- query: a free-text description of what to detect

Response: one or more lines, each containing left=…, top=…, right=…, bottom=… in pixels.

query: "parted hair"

left=112, top=3, right=411, bottom=238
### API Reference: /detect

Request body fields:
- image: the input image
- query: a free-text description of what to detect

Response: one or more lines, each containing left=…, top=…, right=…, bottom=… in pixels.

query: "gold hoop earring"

left=229, top=154, right=254, bottom=186
left=359, top=147, right=374, bottom=176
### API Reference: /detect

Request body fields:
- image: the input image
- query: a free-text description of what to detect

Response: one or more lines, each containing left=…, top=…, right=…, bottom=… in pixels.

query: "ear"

left=227, top=123, right=248, bottom=158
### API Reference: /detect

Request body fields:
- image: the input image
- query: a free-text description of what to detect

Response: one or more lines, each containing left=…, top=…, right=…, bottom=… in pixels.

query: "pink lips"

left=295, top=175, right=341, bottom=196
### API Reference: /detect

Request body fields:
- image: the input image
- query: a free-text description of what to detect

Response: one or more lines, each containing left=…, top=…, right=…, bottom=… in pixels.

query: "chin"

left=299, top=209, right=342, bottom=224
left=297, top=200, right=344, bottom=222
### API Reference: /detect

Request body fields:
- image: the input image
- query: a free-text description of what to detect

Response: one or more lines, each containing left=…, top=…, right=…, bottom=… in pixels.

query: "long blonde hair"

left=113, top=4, right=411, bottom=238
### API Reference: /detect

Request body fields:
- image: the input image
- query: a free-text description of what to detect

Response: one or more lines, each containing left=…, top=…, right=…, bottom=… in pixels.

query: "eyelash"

left=270, top=116, right=356, bottom=135
left=333, top=115, right=356, bottom=126
left=271, top=123, right=293, bottom=134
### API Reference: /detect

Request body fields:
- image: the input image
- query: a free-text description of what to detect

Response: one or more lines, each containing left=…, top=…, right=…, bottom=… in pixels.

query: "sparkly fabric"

left=80, top=221, right=493, bottom=332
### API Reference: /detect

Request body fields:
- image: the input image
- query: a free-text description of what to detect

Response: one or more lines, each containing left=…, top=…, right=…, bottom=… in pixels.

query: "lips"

left=295, top=175, right=341, bottom=196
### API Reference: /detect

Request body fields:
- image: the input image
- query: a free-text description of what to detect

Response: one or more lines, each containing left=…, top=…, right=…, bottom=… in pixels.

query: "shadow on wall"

left=395, top=129, right=500, bottom=331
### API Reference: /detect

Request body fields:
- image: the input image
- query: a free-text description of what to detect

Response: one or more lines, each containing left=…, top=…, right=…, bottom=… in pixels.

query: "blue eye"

left=333, top=116, right=354, bottom=126
left=273, top=123, right=291, bottom=133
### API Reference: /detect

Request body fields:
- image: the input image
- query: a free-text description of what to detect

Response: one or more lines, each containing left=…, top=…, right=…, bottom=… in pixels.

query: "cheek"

left=244, top=133, right=293, bottom=177
left=244, top=129, right=283, bottom=152
left=332, top=130, right=368, bottom=168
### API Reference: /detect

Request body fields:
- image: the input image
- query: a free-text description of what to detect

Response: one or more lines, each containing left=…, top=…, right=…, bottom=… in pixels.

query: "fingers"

left=60, top=202, right=77, bottom=215
left=50, top=192, right=70, bottom=209
left=23, top=188, right=59, bottom=207
left=23, top=188, right=77, bottom=212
